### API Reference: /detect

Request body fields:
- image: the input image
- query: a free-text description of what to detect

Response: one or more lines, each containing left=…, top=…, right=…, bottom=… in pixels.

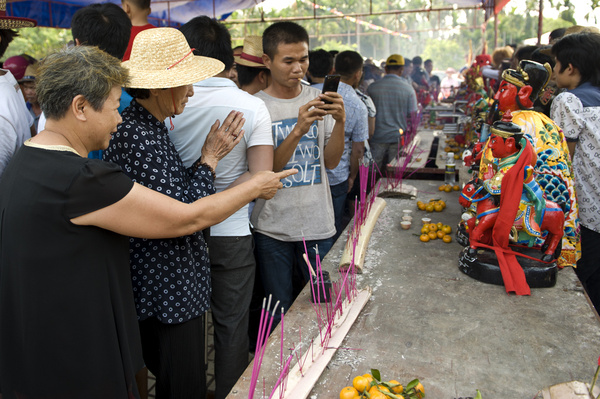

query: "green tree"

left=1, top=27, right=71, bottom=62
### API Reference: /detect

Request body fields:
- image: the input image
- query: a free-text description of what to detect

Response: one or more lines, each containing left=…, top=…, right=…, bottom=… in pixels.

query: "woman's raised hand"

left=200, top=110, right=246, bottom=168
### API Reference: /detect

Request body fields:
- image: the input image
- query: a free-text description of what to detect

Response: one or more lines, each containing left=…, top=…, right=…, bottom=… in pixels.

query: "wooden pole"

left=537, top=0, right=543, bottom=45
left=494, top=13, right=498, bottom=48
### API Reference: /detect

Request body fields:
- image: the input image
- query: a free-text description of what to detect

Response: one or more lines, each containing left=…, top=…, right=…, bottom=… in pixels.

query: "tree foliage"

left=1, top=27, right=71, bottom=63
left=1, top=0, right=594, bottom=71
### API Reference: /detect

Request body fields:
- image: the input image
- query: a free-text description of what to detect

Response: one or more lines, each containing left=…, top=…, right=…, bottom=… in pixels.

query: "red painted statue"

left=459, top=112, right=565, bottom=295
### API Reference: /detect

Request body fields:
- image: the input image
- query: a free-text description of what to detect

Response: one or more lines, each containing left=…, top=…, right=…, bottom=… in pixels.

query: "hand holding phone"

left=321, top=74, right=340, bottom=104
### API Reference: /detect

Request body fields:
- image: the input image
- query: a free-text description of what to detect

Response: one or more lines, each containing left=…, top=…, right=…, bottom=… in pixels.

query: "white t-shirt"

left=0, top=69, right=33, bottom=178
left=251, top=85, right=336, bottom=242
left=169, top=77, right=273, bottom=236
left=551, top=86, right=600, bottom=233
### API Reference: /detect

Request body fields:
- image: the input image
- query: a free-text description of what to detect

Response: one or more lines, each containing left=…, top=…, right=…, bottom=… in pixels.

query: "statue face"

left=489, top=134, right=517, bottom=159
left=494, top=81, right=519, bottom=112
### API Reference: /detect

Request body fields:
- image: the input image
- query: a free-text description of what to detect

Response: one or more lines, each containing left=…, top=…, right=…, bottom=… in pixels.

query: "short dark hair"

left=237, top=64, right=267, bottom=87
left=385, top=65, right=403, bottom=73
left=424, top=59, right=433, bottom=65
left=180, top=16, right=233, bottom=71
left=552, top=32, right=600, bottom=87
left=514, top=45, right=538, bottom=63
left=549, top=27, right=566, bottom=42
left=412, top=56, right=423, bottom=66
left=71, top=3, right=131, bottom=60
left=404, top=58, right=412, bottom=66
left=124, top=87, right=151, bottom=99
left=262, top=21, right=309, bottom=59
left=308, top=49, right=333, bottom=78
left=122, top=0, right=151, bottom=9
left=334, top=50, right=363, bottom=78
left=530, top=47, right=555, bottom=69
left=0, top=29, right=18, bottom=59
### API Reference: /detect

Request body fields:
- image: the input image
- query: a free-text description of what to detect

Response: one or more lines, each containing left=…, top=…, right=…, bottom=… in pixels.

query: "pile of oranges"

left=339, top=371, right=425, bottom=399
left=416, top=199, right=446, bottom=212
left=419, top=221, right=452, bottom=243
left=438, top=184, right=460, bottom=192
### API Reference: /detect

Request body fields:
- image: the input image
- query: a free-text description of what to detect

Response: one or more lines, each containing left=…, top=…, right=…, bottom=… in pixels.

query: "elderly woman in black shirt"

left=0, top=43, right=292, bottom=398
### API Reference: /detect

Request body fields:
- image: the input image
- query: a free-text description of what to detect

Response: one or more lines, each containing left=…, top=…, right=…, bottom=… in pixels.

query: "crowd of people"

left=2, top=0, right=600, bottom=397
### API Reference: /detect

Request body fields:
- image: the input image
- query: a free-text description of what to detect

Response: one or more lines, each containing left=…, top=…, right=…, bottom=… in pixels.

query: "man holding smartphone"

left=251, top=21, right=345, bottom=326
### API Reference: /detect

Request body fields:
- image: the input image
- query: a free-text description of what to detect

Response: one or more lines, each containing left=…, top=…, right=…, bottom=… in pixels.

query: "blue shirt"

left=325, top=82, right=369, bottom=185
left=103, top=100, right=215, bottom=324
left=367, top=74, right=417, bottom=143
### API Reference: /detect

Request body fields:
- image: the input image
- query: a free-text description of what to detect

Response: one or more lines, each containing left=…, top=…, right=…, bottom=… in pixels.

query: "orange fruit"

left=434, top=203, right=444, bottom=212
left=370, top=393, right=387, bottom=399
left=454, top=154, right=460, bottom=160
left=420, top=234, right=430, bottom=242
left=437, top=230, right=445, bottom=239
left=377, top=385, right=390, bottom=393
left=417, top=202, right=426, bottom=211
left=438, top=185, right=445, bottom=191
left=453, top=184, right=460, bottom=191
left=437, top=221, right=444, bottom=229
left=368, top=386, right=389, bottom=396
left=362, top=374, right=374, bottom=386
left=352, top=376, right=369, bottom=393
left=444, top=185, right=452, bottom=192
left=339, top=386, right=359, bottom=399
left=389, top=380, right=404, bottom=394
left=425, top=204, right=434, bottom=212
left=443, top=234, right=452, bottom=243
left=421, top=226, right=430, bottom=234
left=438, top=200, right=446, bottom=209
left=428, top=231, right=437, bottom=240
left=442, top=225, right=452, bottom=234
left=428, top=223, right=438, bottom=232
left=415, top=382, right=425, bottom=398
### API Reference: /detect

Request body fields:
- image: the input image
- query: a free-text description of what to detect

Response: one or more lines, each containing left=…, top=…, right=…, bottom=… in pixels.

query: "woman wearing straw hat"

left=103, top=27, right=272, bottom=398
left=0, top=44, right=294, bottom=398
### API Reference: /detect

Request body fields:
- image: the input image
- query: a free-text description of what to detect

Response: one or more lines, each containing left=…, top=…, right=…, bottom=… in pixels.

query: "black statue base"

left=455, top=222, right=470, bottom=247
left=458, top=246, right=557, bottom=288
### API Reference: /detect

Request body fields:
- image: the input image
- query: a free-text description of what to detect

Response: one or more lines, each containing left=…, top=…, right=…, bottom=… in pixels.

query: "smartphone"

left=321, top=74, right=340, bottom=104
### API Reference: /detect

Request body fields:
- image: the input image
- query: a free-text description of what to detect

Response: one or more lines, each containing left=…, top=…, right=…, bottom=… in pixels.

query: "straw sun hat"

left=234, top=36, right=266, bottom=68
left=0, top=0, right=37, bottom=29
left=122, top=27, right=224, bottom=89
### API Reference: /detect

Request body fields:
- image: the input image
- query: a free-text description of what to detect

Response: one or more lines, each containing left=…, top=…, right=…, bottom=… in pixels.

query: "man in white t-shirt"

left=170, top=17, right=273, bottom=399
left=252, top=21, right=345, bottom=327
left=1, top=13, right=36, bottom=178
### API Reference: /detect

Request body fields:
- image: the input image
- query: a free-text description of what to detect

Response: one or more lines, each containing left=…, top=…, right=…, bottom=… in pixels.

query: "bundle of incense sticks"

left=248, top=295, right=280, bottom=399
left=249, top=235, right=361, bottom=399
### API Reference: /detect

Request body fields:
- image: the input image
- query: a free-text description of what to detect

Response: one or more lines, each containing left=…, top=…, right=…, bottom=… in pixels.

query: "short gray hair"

left=37, top=46, right=129, bottom=120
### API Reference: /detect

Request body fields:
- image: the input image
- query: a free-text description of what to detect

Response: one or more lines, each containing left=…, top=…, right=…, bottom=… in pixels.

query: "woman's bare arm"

left=71, top=169, right=295, bottom=239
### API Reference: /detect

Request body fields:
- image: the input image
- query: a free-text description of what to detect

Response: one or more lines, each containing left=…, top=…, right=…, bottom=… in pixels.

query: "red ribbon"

left=167, top=48, right=196, bottom=70
left=240, top=52, right=264, bottom=65
left=490, top=140, right=537, bottom=296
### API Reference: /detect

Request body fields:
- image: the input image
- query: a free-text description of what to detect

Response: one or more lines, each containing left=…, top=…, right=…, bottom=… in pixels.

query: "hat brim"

left=0, top=16, right=37, bottom=29
left=122, top=55, right=224, bottom=89
left=234, top=55, right=266, bottom=68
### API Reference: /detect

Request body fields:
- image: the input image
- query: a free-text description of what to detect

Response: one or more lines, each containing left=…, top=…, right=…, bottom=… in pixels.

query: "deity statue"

left=476, top=60, right=579, bottom=268
left=459, top=115, right=566, bottom=295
